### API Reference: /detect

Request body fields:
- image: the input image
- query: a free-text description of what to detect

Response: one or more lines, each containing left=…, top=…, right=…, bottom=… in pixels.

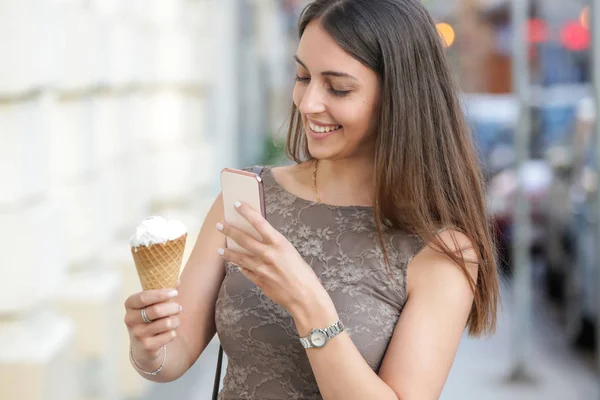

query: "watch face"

left=310, top=330, right=328, bottom=348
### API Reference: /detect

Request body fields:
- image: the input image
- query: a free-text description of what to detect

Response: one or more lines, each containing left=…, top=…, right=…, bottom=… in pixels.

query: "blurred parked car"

left=539, top=86, right=593, bottom=300
left=565, top=144, right=596, bottom=348
left=534, top=93, right=596, bottom=348
left=462, top=94, right=517, bottom=178
left=487, top=160, right=552, bottom=270
left=463, top=94, right=552, bottom=271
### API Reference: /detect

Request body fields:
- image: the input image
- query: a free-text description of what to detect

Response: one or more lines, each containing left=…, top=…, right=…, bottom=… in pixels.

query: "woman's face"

left=293, top=20, right=381, bottom=161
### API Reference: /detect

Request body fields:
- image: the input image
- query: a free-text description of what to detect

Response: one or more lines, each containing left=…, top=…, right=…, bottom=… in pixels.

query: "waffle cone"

left=131, top=234, right=187, bottom=290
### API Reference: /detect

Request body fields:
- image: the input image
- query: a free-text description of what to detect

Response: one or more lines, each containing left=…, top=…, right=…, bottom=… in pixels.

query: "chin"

left=307, top=149, right=345, bottom=162
left=308, top=143, right=370, bottom=163
left=307, top=143, right=334, bottom=161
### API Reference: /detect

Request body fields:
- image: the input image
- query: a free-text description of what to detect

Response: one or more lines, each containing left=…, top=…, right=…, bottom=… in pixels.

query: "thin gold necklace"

left=312, top=159, right=322, bottom=203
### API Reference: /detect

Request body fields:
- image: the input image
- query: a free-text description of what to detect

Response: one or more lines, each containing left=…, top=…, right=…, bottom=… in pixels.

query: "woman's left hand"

left=216, top=201, right=332, bottom=318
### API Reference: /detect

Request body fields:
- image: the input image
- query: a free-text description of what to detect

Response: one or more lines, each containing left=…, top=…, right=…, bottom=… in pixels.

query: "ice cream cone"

left=131, top=233, right=187, bottom=290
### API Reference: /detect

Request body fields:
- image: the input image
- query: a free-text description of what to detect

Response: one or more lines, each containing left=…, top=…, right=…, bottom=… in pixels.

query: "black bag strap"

left=213, top=165, right=264, bottom=399
left=212, top=345, right=224, bottom=400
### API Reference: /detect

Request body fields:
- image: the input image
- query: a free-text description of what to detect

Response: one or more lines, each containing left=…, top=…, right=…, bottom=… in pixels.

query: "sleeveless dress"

left=215, top=166, right=425, bottom=399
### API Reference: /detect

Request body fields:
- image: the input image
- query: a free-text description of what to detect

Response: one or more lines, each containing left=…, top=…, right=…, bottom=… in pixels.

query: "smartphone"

left=220, top=168, right=266, bottom=254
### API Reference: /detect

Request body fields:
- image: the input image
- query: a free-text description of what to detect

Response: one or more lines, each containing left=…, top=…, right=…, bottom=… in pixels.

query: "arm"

left=128, top=193, right=228, bottom=383
left=294, top=230, right=477, bottom=400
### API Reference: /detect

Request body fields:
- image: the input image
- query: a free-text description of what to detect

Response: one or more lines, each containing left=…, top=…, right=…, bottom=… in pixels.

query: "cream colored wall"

left=0, top=0, right=290, bottom=399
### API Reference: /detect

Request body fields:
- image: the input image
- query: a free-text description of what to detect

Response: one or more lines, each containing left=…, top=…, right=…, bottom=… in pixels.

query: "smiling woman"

left=124, top=1, right=500, bottom=399
left=216, top=0, right=498, bottom=398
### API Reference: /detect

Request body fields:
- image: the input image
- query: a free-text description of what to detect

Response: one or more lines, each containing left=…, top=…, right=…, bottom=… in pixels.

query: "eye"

left=329, top=87, right=350, bottom=97
left=295, top=75, right=350, bottom=97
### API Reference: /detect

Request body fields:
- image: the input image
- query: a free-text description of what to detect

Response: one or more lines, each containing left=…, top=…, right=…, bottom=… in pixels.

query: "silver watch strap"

left=299, top=336, right=312, bottom=348
left=299, top=320, right=345, bottom=348
left=325, top=320, right=344, bottom=338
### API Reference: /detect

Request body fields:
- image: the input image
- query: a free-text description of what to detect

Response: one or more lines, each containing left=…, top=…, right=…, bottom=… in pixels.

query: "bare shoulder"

left=435, top=229, right=478, bottom=264
left=407, top=229, right=478, bottom=296
left=270, top=162, right=312, bottom=189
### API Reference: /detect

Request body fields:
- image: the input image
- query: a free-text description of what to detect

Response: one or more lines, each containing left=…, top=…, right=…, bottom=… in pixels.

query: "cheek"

left=292, top=84, right=305, bottom=108
left=338, top=103, right=377, bottom=136
left=366, top=103, right=380, bottom=133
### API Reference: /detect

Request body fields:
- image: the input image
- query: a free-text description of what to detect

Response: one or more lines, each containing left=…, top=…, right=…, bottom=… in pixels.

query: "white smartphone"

left=221, top=168, right=266, bottom=254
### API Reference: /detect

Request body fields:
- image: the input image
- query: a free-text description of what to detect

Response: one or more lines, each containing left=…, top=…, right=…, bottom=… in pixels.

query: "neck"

left=315, top=157, right=375, bottom=207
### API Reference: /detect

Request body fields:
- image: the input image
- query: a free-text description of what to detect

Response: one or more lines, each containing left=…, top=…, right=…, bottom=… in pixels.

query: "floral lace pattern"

left=215, top=166, right=424, bottom=399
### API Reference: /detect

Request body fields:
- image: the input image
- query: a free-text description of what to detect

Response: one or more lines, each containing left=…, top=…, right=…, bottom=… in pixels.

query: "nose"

left=298, top=81, right=327, bottom=116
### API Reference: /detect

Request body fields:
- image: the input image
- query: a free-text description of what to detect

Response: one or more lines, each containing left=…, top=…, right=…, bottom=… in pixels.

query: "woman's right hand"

left=124, top=287, right=182, bottom=363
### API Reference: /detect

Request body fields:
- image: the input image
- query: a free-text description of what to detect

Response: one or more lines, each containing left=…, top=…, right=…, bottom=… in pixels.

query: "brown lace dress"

left=215, top=166, right=424, bottom=399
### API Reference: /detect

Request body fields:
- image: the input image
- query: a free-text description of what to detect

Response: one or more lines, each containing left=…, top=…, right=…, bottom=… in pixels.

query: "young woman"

left=124, top=1, right=500, bottom=398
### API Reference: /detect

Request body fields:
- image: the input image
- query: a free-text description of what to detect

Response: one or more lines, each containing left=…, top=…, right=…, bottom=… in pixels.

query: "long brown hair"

left=286, top=0, right=499, bottom=336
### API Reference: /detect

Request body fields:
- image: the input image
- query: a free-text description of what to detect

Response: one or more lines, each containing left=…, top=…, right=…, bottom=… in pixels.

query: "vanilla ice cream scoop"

left=130, top=216, right=187, bottom=248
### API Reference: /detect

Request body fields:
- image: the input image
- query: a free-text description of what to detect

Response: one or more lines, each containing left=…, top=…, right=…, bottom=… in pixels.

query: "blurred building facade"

left=0, top=0, right=292, bottom=399
left=450, top=0, right=590, bottom=93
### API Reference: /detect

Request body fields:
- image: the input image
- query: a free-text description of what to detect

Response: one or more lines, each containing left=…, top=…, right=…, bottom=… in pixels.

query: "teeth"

left=308, top=121, right=341, bottom=133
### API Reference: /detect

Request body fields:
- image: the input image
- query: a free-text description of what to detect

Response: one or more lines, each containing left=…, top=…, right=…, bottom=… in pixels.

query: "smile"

left=307, top=120, right=342, bottom=133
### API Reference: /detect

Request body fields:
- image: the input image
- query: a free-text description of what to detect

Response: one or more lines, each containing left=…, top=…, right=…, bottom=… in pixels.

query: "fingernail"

left=179, top=305, right=183, bottom=312
left=234, top=201, right=241, bottom=208
left=217, top=248, right=225, bottom=256
left=216, top=222, right=224, bottom=231
left=168, top=290, right=178, bottom=298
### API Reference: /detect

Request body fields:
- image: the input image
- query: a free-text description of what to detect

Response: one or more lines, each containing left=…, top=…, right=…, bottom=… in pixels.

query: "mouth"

left=306, top=119, right=343, bottom=139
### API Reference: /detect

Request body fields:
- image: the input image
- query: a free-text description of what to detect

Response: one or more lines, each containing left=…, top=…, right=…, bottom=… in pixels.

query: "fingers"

left=125, top=289, right=182, bottom=362
left=218, top=247, right=259, bottom=272
left=125, top=298, right=182, bottom=358
left=231, top=202, right=279, bottom=244
left=217, top=222, right=267, bottom=255
left=134, top=329, right=179, bottom=355
left=238, top=265, right=260, bottom=284
left=125, top=288, right=179, bottom=310
left=124, top=299, right=182, bottom=327
left=132, top=315, right=181, bottom=339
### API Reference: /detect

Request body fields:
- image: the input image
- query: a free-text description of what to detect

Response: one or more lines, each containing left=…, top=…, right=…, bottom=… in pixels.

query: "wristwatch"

left=299, top=320, right=345, bottom=349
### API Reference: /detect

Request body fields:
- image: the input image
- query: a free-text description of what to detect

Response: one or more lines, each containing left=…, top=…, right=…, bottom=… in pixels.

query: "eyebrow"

left=294, top=55, right=358, bottom=81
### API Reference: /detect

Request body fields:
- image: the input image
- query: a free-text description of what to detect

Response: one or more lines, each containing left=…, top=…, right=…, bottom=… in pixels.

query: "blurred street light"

left=528, top=18, right=548, bottom=44
left=436, top=22, right=456, bottom=47
left=581, top=5, right=590, bottom=30
left=561, top=20, right=591, bottom=51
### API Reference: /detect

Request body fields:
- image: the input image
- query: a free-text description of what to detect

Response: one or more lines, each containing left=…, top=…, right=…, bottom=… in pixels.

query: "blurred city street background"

left=1, top=0, right=600, bottom=399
